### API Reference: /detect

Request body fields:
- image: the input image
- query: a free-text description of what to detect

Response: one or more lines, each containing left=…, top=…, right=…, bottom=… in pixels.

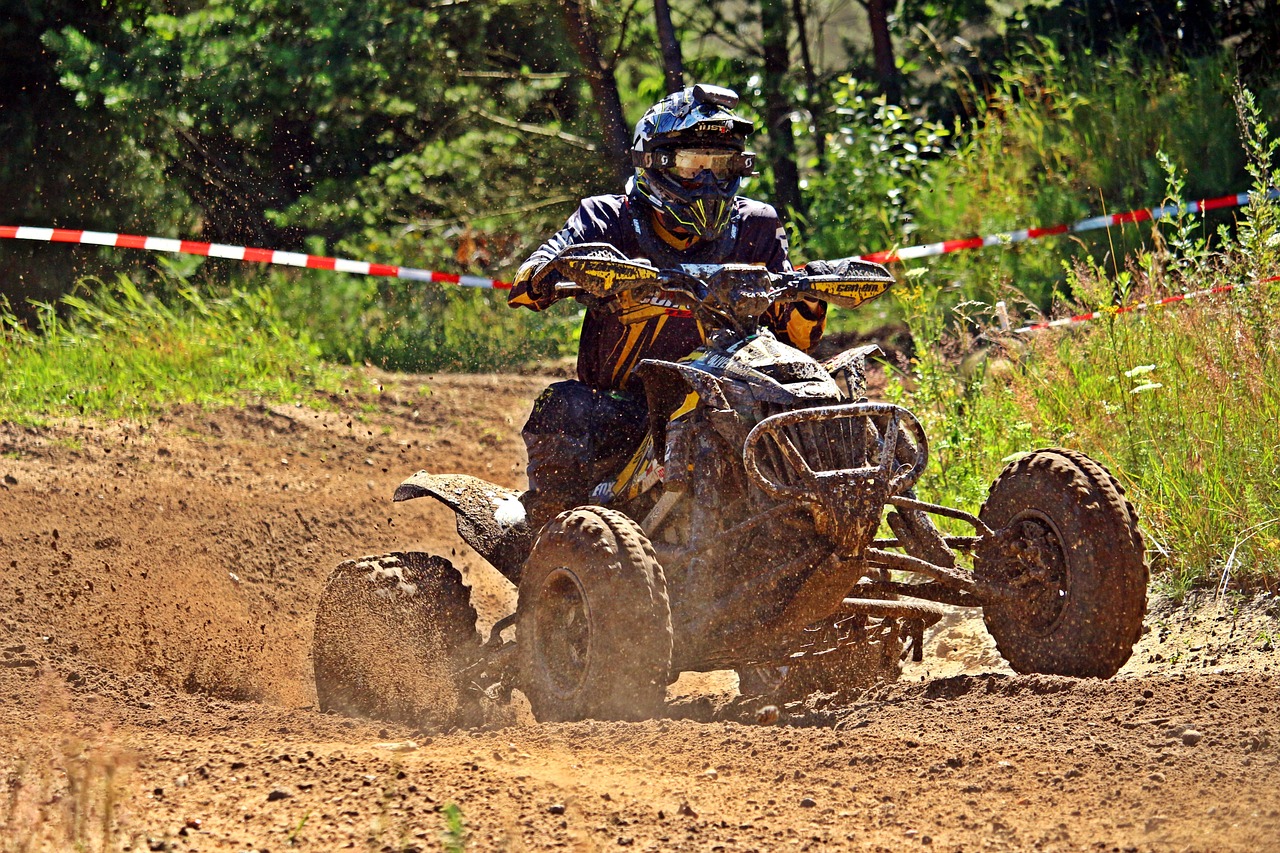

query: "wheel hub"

left=533, top=568, right=592, bottom=699
left=980, top=516, right=1068, bottom=634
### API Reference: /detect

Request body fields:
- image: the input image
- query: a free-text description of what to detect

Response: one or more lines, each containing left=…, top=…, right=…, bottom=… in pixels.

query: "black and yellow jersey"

left=509, top=193, right=827, bottom=392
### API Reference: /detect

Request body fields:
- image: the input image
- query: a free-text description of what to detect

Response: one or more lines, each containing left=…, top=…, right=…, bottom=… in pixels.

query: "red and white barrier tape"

left=1012, top=275, right=1280, bottom=334
left=858, top=188, right=1279, bottom=263
left=1, top=187, right=1275, bottom=295
left=0, top=225, right=512, bottom=290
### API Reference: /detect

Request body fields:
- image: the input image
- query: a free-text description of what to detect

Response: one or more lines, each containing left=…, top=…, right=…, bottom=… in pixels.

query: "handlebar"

left=547, top=242, right=895, bottom=314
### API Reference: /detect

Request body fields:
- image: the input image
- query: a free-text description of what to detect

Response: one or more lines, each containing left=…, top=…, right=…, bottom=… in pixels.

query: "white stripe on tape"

left=272, top=251, right=309, bottom=267
left=144, top=237, right=182, bottom=253
left=208, top=243, right=246, bottom=260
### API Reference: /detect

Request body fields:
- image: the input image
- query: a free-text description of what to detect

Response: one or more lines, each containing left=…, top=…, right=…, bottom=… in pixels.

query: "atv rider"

left=508, top=84, right=827, bottom=526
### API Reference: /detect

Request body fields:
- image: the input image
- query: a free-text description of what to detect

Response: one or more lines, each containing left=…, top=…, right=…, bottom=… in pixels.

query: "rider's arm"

left=509, top=197, right=625, bottom=312
left=737, top=200, right=829, bottom=351
left=763, top=298, right=828, bottom=351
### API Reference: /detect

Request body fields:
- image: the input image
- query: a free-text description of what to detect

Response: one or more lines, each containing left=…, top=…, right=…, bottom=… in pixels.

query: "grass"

left=1, top=686, right=135, bottom=853
left=261, top=262, right=582, bottom=374
left=893, top=86, right=1280, bottom=596
left=893, top=259, right=1280, bottom=596
left=0, top=275, right=348, bottom=426
left=440, top=802, right=468, bottom=853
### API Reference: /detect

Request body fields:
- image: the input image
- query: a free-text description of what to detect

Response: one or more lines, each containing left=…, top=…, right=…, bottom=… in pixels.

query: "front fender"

left=394, top=472, right=532, bottom=584
left=822, top=343, right=882, bottom=401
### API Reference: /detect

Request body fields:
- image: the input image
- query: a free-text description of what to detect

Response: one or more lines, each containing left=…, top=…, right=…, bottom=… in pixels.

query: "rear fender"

left=394, top=472, right=532, bottom=584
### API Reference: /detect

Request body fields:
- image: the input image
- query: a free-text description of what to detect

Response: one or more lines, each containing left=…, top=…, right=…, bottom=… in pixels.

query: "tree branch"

left=469, top=106, right=599, bottom=151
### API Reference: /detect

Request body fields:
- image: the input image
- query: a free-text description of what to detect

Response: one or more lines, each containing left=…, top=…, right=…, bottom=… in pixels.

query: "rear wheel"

left=312, top=552, right=482, bottom=729
left=976, top=449, right=1147, bottom=678
left=517, top=507, right=672, bottom=721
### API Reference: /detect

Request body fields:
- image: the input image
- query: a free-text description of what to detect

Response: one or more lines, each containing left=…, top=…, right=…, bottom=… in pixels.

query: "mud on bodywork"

left=394, top=472, right=533, bottom=584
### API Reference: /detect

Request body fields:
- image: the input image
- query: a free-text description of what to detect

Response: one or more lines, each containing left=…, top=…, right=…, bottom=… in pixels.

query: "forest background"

left=2, top=0, right=1279, bottom=594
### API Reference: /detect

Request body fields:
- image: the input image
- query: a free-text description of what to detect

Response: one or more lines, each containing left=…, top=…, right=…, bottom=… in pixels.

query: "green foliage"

left=891, top=95, right=1280, bottom=593
left=797, top=78, right=952, bottom=261
left=39, top=0, right=609, bottom=257
left=897, top=44, right=1247, bottom=311
left=440, top=802, right=468, bottom=853
left=0, top=276, right=345, bottom=425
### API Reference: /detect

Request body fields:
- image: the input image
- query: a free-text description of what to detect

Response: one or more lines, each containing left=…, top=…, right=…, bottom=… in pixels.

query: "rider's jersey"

left=509, top=193, right=827, bottom=392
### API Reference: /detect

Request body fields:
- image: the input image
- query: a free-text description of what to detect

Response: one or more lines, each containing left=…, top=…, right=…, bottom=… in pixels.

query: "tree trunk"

left=558, top=0, right=633, bottom=184
left=759, top=0, right=805, bottom=223
left=790, top=0, right=825, bottom=169
left=863, top=0, right=901, bottom=103
left=653, top=0, right=685, bottom=93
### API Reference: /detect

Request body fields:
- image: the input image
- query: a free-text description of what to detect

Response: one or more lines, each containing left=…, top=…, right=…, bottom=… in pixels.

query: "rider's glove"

left=515, top=260, right=559, bottom=301
left=804, top=259, right=841, bottom=277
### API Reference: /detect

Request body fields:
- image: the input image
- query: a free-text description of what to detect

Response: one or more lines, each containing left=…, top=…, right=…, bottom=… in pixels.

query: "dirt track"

left=1, top=372, right=1277, bottom=852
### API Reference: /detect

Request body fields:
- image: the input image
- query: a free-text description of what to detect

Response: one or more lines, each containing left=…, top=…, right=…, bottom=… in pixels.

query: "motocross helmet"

left=630, top=84, right=757, bottom=242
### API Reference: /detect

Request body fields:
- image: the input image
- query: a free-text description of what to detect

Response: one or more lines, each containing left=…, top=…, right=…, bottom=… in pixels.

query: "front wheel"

left=517, top=507, right=672, bottom=721
left=975, top=449, right=1148, bottom=678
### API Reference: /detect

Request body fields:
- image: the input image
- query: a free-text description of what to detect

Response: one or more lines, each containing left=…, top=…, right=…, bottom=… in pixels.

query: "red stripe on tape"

left=1200, top=194, right=1239, bottom=212
left=1027, top=224, right=1070, bottom=239
left=1210, top=284, right=1238, bottom=293
left=492, top=281, right=513, bottom=290
left=368, top=263, right=399, bottom=277
left=1113, top=209, right=1152, bottom=225
left=431, top=271, right=461, bottom=284
left=944, top=237, right=984, bottom=253
left=0, top=226, right=17, bottom=239
left=116, top=234, right=148, bottom=249
left=305, top=255, right=336, bottom=270
left=51, top=229, right=85, bottom=243
left=242, top=248, right=273, bottom=263
left=179, top=240, right=211, bottom=256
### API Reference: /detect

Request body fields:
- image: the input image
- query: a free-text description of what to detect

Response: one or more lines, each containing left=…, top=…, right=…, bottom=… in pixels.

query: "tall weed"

left=0, top=276, right=345, bottom=424
left=895, top=87, right=1279, bottom=593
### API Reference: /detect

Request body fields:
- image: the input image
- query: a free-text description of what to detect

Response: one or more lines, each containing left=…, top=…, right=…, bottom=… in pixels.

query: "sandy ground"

left=0, top=371, right=1276, bottom=852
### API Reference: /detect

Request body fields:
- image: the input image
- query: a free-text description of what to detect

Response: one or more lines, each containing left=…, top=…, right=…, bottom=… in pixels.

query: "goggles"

left=634, top=148, right=757, bottom=181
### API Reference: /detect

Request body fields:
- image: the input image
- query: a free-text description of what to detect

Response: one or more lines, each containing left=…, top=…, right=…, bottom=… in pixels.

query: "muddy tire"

left=312, top=552, right=482, bottom=729
left=517, top=507, right=672, bottom=722
left=976, top=449, right=1148, bottom=678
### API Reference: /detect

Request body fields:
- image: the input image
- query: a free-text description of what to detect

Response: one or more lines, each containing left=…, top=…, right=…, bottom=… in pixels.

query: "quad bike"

left=312, top=245, right=1148, bottom=726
